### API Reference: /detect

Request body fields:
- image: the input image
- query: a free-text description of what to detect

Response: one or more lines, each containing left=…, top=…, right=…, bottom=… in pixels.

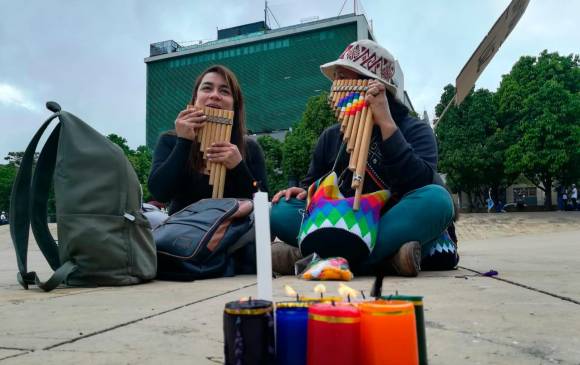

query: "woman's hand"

left=174, top=108, right=207, bottom=141
left=271, top=187, right=307, bottom=204
left=206, top=142, right=242, bottom=169
left=366, top=79, right=397, bottom=139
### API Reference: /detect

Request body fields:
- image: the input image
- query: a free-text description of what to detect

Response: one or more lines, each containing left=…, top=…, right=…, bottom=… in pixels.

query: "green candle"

left=382, top=295, right=427, bottom=365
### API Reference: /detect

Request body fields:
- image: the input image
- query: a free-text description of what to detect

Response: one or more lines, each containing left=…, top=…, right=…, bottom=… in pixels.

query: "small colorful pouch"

left=300, top=257, right=353, bottom=281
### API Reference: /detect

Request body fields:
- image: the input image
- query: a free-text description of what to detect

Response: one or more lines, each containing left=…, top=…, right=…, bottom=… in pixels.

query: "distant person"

left=516, top=192, right=526, bottom=210
left=495, top=200, right=506, bottom=213
left=571, top=184, right=578, bottom=211
left=562, top=189, right=568, bottom=211
left=556, top=184, right=564, bottom=210
left=487, top=188, right=495, bottom=213
left=0, top=211, right=7, bottom=225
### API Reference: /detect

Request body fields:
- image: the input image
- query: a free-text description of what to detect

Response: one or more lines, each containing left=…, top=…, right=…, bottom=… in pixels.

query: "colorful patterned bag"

left=298, top=172, right=390, bottom=264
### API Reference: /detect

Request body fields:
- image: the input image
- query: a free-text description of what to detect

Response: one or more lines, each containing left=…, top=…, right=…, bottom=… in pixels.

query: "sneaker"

left=271, top=241, right=303, bottom=276
left=388, top=241, right=421, bottom=277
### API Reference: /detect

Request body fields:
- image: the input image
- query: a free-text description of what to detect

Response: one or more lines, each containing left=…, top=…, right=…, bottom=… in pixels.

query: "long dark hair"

left=385, top=91, right=409, bottom=124
left=185, top=65, right=247, bottom=172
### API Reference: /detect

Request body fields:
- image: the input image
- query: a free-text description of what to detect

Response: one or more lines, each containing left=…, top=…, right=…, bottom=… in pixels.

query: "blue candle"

left=276, top=302, right=309, bottom=365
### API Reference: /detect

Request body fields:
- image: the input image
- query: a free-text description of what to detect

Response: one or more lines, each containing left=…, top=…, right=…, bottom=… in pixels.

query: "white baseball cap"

left=320, top=39, right=405, bottom=104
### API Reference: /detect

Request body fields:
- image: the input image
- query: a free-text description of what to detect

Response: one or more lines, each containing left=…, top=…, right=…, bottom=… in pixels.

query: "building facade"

left=144, top=14, right=378, bottom=149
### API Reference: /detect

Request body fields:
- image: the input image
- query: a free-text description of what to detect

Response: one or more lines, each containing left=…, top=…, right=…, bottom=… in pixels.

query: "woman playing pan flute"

left=148, top=65, right=267, bottom=215
left=270, top=40, right=458, bottom=277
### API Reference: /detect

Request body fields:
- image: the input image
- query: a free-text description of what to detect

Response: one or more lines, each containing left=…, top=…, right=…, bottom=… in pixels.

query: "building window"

left=513, top=187, right=536, bottom=198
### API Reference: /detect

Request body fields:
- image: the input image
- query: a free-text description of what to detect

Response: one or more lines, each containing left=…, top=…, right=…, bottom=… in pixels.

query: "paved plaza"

left=1, top=211, right=579, bottom=364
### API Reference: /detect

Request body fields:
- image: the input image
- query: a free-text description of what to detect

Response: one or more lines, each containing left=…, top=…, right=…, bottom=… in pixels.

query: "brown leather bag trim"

left=206, top=200, right=253, bottom=252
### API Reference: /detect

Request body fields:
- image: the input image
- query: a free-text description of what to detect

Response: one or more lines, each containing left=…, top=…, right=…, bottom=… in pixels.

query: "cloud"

left=0, top=0, right=578, bottom=161
left=0, top=83, right=38, bottom=112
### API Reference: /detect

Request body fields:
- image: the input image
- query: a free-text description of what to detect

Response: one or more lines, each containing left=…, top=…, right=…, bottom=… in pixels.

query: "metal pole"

left=436, top=95, right=455, bottom=126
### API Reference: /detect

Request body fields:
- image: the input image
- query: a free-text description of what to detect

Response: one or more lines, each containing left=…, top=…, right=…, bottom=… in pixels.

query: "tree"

left=282, top=92, right=336, bottom=185
left=107, top=134, right=132, bottom=155
left=497, top=51, right=580, bottom=208
left=107, top=135, right=153, bottom=202
left=4, top=151, right=38, bottom=167
left=435, top=85, right=516, bottom=210
left=257, top=135, right=285, bottom=198
left=0, top=164, right=17, bottom=213
left=128, top=145, right=153, bottom=202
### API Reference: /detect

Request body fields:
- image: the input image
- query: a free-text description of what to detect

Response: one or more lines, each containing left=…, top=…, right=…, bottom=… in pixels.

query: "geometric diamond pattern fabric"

left=298, top=172, right=390, bottom=251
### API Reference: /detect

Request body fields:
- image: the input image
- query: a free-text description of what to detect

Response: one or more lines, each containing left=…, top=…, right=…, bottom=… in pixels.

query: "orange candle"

left=359, top=300, right=419, bottom=365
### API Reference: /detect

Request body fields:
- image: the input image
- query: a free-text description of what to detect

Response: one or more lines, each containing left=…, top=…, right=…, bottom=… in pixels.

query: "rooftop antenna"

left=264, top=0, right=280, bottom=28
left=338, top=0, right=347, bottom=16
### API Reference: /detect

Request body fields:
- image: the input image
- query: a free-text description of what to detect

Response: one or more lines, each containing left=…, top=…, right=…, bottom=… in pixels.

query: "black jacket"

left=301, top=114, right=438, bottom=201
left=149, top=133, right=268, bottom=214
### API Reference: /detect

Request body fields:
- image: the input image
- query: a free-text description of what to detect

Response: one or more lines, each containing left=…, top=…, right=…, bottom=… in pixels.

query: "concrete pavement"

left=1, top=212, right=579, bottom=364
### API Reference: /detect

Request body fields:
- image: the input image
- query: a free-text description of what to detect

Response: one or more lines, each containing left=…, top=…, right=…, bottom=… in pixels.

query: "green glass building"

left=144, top=14, right=381, bottom=149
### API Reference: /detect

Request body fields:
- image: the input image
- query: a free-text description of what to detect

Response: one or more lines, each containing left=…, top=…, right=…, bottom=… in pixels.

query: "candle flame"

left=313, top=284, right=326, bottom=294
left=284, top=285, right=297, bottom=297
left=338, top=283, right=358, bottom=298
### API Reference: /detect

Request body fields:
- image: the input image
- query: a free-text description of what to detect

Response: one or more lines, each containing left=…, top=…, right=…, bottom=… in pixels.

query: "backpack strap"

left=10, top=111, right=59, bottom=288
left=10, top=104, right=78, bottom=291
left=30, top=123, right=61, bottom=270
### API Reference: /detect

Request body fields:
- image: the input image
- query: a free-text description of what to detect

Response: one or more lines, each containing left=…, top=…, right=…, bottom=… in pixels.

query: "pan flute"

left=187, top=104, right=235, bottom=199
left=328, top=79, right=374, bottom=210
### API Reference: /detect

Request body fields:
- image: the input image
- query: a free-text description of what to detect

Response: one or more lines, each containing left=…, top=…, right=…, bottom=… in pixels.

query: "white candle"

left=253, top=191, right=273, bottom=301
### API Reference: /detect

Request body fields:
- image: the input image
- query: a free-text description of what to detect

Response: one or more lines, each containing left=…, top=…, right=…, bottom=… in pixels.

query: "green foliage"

left=0, top=164, right=17, bottom=213
left=437, top=50, right=580, bottom=209
left=107, top=134, right=153, bottom=202
left=282, top=92, right=336, bottom=185
left=497, top=51, right=580, bottom=207
left=257, top=135, right=285, bottom=197
left=436, top=85, right=516, bottom=208
left=1, top=151, right=40, bottom=215
left=107, top=134, right=132, bottom=155
left=4, top=151, right=38, bottom=167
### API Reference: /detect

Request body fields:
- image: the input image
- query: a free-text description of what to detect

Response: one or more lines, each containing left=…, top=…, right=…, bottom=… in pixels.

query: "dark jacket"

left=301, top=114, right=438, bottom=201
left=148, top=133, right=268, bottom=214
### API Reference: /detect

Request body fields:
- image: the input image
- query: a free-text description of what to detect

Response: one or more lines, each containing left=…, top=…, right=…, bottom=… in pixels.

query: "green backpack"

left=10, top=102, right=157, bottom=291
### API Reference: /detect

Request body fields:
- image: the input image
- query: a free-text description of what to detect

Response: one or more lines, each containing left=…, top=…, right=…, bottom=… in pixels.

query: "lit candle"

left=358, top=300, right=418, bottom=365
left=284, top=284, right=342, bottom=303
left=223, top=298, right=275, bottom=365
left=338, top=283, right=360, bottom=303
left=383, top=294, right=428, bottom=365
left=254, top=191, right=272, bottom=301
left=307, top=302, right=360, bottom=365
left=313, top=283, right=326, bottom=299
left=276, top=302, right=309, bottom=365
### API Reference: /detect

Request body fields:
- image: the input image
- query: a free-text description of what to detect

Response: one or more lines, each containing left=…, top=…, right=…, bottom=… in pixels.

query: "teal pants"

left=270, top=184, right=455, bottom=271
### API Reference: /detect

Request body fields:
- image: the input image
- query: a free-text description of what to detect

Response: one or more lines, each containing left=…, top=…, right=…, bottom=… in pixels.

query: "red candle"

left=307, top=302, right=360, bottom=365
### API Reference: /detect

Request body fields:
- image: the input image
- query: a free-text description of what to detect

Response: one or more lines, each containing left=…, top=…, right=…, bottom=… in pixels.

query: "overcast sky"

left=1, top=0, right=578, bottom=162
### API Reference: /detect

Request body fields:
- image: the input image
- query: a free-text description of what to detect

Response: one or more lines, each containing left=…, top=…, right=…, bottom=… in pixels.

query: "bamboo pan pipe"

left=328, top=79, right=373, bottom=210
left=187, top=104, right=234, bottom=199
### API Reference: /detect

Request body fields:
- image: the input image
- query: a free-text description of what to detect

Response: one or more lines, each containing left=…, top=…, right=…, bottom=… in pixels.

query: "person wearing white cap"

left=270, top=39, right=457, bottom=277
